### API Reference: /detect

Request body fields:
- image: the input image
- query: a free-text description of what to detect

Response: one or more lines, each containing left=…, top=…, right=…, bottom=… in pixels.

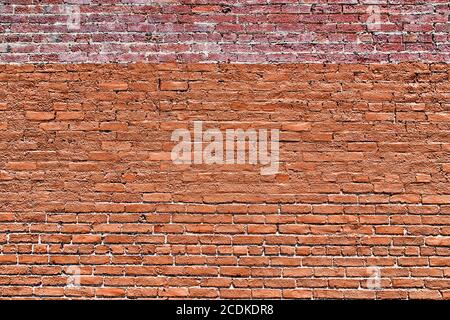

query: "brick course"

left=0, top=63, right=449, bottom=299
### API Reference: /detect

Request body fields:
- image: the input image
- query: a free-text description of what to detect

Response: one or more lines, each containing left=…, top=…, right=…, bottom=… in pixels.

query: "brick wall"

left=0, top=63, right=449, bottom=299
left=0, top=0, right=449, bottom=63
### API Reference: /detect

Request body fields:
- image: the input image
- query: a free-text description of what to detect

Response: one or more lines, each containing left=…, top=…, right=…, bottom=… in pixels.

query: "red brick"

left=25, top=111, right=55, bottom=121
left=160, top=81, right=189, bottom=91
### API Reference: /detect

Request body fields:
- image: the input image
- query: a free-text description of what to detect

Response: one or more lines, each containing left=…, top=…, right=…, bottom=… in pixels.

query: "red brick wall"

left=0, top=0, right=449, bottom=63
left=0, top=63, right=449, bottom=299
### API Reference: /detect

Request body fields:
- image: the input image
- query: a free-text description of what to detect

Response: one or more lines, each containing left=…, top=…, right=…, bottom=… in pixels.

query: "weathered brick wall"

left=0, top=63, right=449, bottom=299
left=0, top=0, right=449, bottom=63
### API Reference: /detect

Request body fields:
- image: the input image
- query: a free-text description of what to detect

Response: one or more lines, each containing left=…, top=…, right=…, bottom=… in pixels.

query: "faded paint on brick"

left=0, top=1, right=448, bottom=63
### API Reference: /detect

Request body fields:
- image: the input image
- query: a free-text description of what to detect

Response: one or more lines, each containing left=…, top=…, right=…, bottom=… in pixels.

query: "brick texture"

left=0, top=0, right=449, bottom=63
left=0, top=63, right=449, bottom=299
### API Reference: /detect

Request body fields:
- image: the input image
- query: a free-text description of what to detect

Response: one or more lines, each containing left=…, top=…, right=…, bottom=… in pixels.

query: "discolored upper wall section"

left=0, top=0, right=449, bottom=64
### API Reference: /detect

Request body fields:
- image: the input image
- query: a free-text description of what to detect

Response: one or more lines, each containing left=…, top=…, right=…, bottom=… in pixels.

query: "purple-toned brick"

left=0, top=1, right=448, bottom=63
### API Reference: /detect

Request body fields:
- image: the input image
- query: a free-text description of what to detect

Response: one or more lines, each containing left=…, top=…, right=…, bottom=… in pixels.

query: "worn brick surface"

left=0, top=63, right=449, bottom=299
left=0, top=1, right=448, bottom=63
